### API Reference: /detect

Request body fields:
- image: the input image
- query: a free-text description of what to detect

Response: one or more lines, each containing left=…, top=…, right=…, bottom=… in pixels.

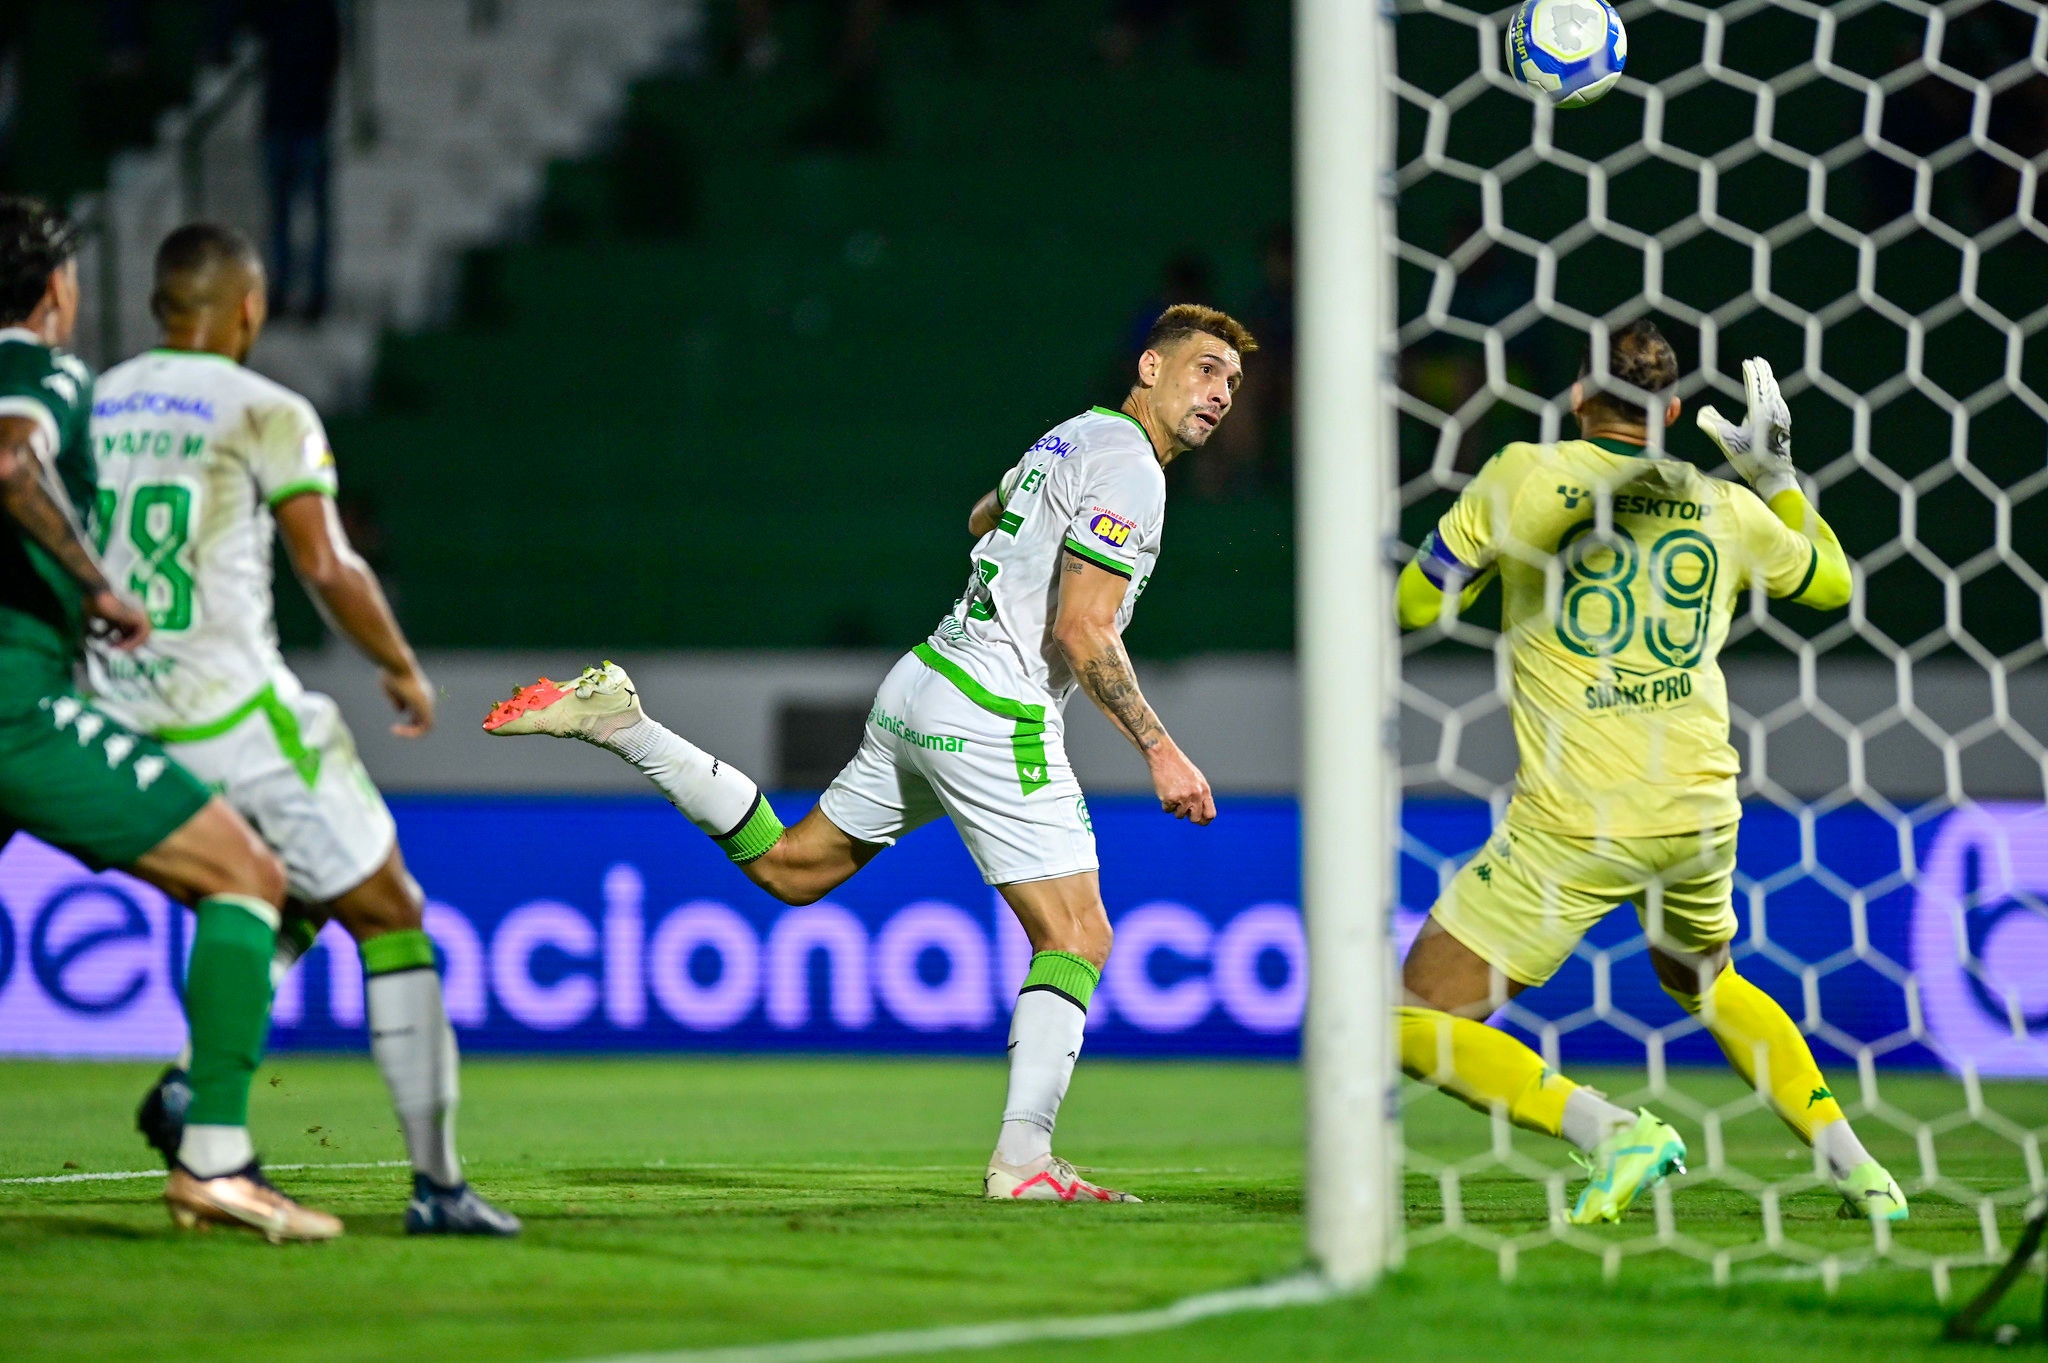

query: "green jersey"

left=0, top=328, right=97, bottom=661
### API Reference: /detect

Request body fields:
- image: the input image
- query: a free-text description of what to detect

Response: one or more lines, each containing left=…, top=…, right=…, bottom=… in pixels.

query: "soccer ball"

left=1505, top=0, right=1627, bottom=109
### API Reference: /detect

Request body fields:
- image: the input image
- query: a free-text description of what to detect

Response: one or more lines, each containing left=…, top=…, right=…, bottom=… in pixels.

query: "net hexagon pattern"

left=1389, top=0, right=2048, bottom=1292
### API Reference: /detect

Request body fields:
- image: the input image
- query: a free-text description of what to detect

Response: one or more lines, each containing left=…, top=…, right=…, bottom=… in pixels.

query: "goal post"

left=1296, top=0, right=1403, bottom=1290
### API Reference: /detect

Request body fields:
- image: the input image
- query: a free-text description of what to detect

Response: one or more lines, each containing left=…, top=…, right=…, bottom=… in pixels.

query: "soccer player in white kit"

left=486, top=304, right=1253, bottom=1201
left=90, top=224, right=518, bottom=1234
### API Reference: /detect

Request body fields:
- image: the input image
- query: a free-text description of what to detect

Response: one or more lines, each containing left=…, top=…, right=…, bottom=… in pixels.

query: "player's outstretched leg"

left=1402, top=918, right=1685, bottom=1224
left=485, top=662, right=882, bottom=908
left=131, top=800, right=342, bottom=1242
left=485, top=662, right=789, bottom=860
left=984, top=874, right=1138, bottom=1204
left=1655, top=952, right=1907, bottom=1221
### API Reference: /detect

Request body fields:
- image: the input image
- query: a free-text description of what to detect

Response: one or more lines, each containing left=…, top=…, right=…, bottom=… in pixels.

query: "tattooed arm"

left=0, top=415, right=149, bottom=649
left=1053, top=550, right=1215, bottom=824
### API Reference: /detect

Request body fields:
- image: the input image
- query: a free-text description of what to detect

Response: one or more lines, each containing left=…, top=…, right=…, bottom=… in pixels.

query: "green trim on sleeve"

left=266, top=478, right=337, bottom=507
left=0, top=395, right=58, bottom=448
left=1061, top=536, right=1134, bottom=579
left=360, top=928, right=437, bottom=976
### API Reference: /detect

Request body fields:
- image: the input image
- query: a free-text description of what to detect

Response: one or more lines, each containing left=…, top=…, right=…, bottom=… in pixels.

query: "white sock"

left=995, top=989, right=1087, bottom=1166
left=1560, top=1087, right=1636, bottom=1153
left=366, top=968, right=464, bottom=1187
left=178, top=1124, right=253, bottom=1177
left=1814, top=1118, right=1874, bottom=1181
left=608, top=717, right=760, bottom=838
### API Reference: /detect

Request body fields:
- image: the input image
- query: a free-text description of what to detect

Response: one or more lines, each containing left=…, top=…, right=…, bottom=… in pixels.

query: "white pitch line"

left=2, top=1159, right=408, bottom=1186
left=572, top=1273, right=1338, bottom=1363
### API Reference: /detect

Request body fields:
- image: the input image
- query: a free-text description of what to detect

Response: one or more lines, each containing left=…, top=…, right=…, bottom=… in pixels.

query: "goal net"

left=1388, top=0, right=2048, bottom=1293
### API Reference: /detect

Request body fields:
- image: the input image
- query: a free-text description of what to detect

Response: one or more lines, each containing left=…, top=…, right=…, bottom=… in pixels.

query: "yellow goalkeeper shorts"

left=1429, top=819, right=1740, bottom=987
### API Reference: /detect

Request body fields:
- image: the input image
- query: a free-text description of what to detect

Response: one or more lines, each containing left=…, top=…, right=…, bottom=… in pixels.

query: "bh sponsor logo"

left=1090, top=511, right=1133, bottom=549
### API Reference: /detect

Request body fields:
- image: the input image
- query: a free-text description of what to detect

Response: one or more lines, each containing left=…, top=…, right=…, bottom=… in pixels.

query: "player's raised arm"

left=1397, top=534, right=1498, bottom=631
left=1396, top=449, right=1516, bottom=630
left=1053, top=550, right=1214, bottom=824
left=966, top=465, right=1026, bottom=538
left=1698, top=357, right=1851, bottom=611
left=967, top=489, right=1001, bottom=537
left=275, top=491, right=435, bottom=736
left=0, top=413, right=149, bottom=648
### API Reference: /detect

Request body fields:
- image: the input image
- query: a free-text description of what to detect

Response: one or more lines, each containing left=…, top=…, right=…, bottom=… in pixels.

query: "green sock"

left=183, top=895, right=280, bottom=1128
left=1021, top=950, right=1100, bottom=1009
left=715, top=794, right=786, bottom=864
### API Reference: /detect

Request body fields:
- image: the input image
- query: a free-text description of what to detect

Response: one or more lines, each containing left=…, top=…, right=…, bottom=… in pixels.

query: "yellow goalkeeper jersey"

left=1427, top=437, right=1826, bottom=838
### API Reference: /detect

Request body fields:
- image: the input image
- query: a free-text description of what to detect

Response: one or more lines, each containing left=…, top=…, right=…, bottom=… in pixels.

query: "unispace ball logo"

left=1090, top=511, right=1134, bottom=549
left=1506, top=0, right=1625, bottom=108
left=1531, top=0, right=1605, bottom=60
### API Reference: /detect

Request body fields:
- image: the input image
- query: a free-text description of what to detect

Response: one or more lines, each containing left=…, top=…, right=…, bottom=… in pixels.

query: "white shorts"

left=819, top=651, right=1097, bottom=887
left=163, top=685, right=397, bottom=904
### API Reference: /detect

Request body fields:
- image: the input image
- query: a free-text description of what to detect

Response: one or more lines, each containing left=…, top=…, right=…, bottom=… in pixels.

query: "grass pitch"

left=3, top=1057, right=2042, bottom=1363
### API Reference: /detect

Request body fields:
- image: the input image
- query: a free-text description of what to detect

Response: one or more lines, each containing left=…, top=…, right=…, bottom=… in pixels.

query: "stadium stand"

left=325, top=0, right=1296, bottom=652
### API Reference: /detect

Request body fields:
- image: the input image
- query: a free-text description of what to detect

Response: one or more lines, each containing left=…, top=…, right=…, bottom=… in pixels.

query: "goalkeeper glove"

left=1696, top=356, right=1798, bottom=501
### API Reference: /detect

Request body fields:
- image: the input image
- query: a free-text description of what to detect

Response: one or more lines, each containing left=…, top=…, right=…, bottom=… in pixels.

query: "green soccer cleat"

left=1569, top=1109, right=1688, bottom=1225
left=1833, top=1159, right=1908, bottom=1222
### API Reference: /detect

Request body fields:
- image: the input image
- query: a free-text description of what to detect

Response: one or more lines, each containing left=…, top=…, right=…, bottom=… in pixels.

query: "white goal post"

left=1296, top=0, right=1404, bottom=1291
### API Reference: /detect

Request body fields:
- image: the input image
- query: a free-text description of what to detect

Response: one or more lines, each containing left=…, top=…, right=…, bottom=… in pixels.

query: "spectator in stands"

left=736, top=0, right=996, bottom=149
left=253, top=0, right=342, bottom=322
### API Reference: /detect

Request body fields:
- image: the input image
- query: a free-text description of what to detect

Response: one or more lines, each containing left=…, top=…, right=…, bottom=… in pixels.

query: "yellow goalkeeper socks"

left=1398, top=1006, right=1624, bottom=1146
left=1664, top=965, right=1853, bottom=1146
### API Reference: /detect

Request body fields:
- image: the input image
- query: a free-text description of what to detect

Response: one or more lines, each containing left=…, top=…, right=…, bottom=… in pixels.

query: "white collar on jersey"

left=0, top=327, right=43, bottom=346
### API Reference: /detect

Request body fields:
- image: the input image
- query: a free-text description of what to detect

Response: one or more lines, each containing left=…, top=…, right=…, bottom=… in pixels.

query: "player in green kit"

left=1395, top=321, right=1907, bottom=1225
left=0, top=198, right=339, bottom=1241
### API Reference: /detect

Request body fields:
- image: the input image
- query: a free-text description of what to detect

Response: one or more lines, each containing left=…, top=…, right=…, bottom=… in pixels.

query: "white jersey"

left=925, top=406, right=1166, bottom=710
left=85, top=349, right=338, bottom=735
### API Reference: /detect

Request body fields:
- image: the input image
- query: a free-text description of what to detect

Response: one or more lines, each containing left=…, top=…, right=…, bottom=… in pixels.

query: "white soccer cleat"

left=482, top=661, right=643, bottom=744
left=984, top=1154, right=1142, bottom=1203
left=164, top=1163, right=344, bottom=1244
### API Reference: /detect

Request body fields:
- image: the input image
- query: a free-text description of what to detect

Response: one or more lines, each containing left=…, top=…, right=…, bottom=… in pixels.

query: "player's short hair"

left=1141, top=304, right=1258, bottom=360
left=1576, top=319, right=1679, bottom=427
left=151, top=222, right=262, bottom=322
left=0, top=197, right=80, bottom=328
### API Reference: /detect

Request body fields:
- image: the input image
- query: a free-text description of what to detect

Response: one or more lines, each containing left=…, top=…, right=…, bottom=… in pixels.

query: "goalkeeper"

left=1394, top=320, right=1906, bottom=1225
